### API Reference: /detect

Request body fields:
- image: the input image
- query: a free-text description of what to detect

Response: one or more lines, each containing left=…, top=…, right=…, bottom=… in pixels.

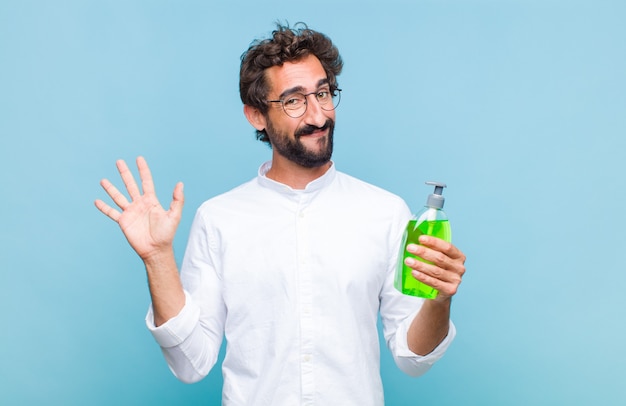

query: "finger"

left=407, top=256, right=460, bottom=284
left=411, top=268, right=460, bottom=298
left=94, top=199, right=121, bottom=222
left=418, top=235, right=466, bottom=263
left=168, top=182, right=185, bottom=217
left=116, top=159, right=142, bottom=200
left=136, top=156, right=156, bottom=196
left=406, top=243, right=459, bottom=272
left=100, top=178, right=130, bottom=209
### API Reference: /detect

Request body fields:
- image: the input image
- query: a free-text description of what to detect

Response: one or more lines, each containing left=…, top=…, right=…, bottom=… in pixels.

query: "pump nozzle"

left=425, top=181, right=447, bottom=209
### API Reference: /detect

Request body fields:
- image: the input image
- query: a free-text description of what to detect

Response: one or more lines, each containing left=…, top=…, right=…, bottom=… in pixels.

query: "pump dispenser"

left=394, top=182, right=452, bottom=299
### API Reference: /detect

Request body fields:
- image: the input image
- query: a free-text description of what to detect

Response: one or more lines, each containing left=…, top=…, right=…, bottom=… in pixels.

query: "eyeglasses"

left=266, top=88, right=342, bottom=118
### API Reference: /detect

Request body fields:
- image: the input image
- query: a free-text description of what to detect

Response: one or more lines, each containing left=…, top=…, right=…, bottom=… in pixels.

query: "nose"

left=303, top=94, right=332, bottom=127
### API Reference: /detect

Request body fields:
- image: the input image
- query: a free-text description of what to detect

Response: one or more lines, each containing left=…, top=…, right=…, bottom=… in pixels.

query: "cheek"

left=267, top=114, right=299, bottom=137
left=275, top=117, right=300, bottom=135
left=323, top=110, right=336, bottom=125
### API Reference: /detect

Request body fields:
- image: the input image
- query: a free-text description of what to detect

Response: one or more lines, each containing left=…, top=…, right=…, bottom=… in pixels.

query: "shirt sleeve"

left=144, top=208, right=226, bottom=383
left=391, top=308, right=456, bottom=376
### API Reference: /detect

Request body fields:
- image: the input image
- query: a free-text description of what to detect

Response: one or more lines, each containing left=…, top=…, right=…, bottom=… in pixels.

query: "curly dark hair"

left=239, top=22, right=343, bottom=143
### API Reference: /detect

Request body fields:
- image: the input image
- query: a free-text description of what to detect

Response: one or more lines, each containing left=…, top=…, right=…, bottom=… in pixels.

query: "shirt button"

left=298, top=211, right=305, bottom=218
left=303, top=355, right=312, bottom=362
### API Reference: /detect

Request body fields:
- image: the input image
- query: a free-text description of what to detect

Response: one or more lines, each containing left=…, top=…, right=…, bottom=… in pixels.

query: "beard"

left=266, top=118, right=334, bottom=168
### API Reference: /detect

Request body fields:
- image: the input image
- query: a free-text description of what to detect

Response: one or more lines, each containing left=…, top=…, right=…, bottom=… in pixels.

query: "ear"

left=243, top=105, right=267, bottom=131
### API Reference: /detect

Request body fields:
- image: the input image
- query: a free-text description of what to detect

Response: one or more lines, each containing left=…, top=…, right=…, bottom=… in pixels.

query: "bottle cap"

left=425, top=181, right=446, bottom=209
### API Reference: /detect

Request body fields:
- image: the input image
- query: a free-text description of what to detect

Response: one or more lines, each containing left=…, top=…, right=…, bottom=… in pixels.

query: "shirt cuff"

left=145, top=290, right=201, bottom=348
left=394, top=313, right=457, bottom=361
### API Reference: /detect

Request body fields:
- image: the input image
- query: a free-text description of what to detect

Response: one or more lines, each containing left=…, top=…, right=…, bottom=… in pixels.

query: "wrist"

left=425, top=295, right=452, bottom=311
left=142, top=247, right=176, bottom=270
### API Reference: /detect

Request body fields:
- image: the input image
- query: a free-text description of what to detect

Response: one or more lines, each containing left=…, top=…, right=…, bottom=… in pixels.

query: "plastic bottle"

left=394, top=181, right=452, bottom=299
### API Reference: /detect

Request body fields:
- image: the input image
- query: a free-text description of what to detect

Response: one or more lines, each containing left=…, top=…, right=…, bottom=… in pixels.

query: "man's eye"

left=284, top=96, right=303, bottom=106
left=317, top=91, right=330, bottom=100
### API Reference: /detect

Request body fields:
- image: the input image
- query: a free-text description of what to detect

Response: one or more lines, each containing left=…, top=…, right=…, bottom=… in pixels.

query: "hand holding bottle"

left=404, top=235, right=466, bottom=301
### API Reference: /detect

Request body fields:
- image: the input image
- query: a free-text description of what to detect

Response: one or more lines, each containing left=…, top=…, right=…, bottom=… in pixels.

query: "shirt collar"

left=257, top=161, right=336, bottom=195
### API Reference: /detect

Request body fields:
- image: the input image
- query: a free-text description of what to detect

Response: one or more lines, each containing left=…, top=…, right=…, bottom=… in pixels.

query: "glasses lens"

left=283, top=94, right=306, bottom=118
left=320, top=89, right=341, bottom=111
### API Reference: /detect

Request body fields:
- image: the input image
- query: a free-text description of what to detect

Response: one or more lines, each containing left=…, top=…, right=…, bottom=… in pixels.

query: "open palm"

left=95, top=156, right=184, bottom=261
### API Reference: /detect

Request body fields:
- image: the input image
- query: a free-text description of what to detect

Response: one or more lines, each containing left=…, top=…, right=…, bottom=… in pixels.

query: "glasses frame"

left=266, top=88, right=342, bottom=118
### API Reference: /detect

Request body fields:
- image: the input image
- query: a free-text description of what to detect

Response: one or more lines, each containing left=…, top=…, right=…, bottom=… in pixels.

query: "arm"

left=404, top=235, right=466, bottom=355
left=145, top=208, right=226, bottom=383
left=95, top=156, right=185, bottom=326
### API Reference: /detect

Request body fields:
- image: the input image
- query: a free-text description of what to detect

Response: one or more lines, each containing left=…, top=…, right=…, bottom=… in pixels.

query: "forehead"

left=265, top=54, right=328, bottom=96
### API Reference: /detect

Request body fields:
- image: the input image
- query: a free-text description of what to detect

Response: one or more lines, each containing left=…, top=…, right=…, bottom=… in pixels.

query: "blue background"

left=1, top=0, right=625, bottom=405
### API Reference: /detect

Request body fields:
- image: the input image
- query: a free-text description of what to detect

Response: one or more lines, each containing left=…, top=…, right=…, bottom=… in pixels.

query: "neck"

left=265, top=156, right=332, bottom=190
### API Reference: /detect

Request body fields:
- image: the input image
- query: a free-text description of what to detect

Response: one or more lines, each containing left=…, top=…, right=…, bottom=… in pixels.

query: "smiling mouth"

left=302, top=128, right=327, bottom=138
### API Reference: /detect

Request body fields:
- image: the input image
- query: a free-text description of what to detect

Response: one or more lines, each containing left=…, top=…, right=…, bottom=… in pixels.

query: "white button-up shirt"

left=147, top=162, right=455, bottom=405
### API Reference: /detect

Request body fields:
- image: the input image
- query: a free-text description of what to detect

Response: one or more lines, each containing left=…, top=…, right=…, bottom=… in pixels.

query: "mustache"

left=295, top=119, right=334, bottom=137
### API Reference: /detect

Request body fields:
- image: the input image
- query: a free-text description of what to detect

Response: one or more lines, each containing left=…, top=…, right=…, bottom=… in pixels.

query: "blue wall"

left=1, top=1, right=625, bottom=404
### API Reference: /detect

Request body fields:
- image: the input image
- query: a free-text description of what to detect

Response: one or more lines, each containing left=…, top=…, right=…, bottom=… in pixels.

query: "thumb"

left=169, top=182, right=185, bottom=216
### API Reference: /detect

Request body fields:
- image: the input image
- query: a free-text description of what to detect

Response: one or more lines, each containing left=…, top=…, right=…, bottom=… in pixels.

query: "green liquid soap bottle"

left=394, top=181, right=452, bottom=299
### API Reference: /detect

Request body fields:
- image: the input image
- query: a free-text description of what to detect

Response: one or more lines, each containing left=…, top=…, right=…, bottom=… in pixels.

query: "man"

left=95, top=23, right=466, bottom=405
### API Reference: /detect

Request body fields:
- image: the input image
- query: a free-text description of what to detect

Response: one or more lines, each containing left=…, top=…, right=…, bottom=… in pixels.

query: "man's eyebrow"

left=317, top=78, right=330, bottom=88
left=278, top=86, right=305, bottom=100
left=277, top=78, right=331, bottom=99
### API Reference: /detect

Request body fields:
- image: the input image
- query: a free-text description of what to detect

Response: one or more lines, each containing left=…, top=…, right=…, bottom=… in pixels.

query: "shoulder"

left=333, top=171, right=407, bottom=207
left=195, top=177, right=260, bottom=218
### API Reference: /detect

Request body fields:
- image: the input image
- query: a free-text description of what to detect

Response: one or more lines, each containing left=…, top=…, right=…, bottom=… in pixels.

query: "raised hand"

left=95, top=156, right=184, bottom=261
